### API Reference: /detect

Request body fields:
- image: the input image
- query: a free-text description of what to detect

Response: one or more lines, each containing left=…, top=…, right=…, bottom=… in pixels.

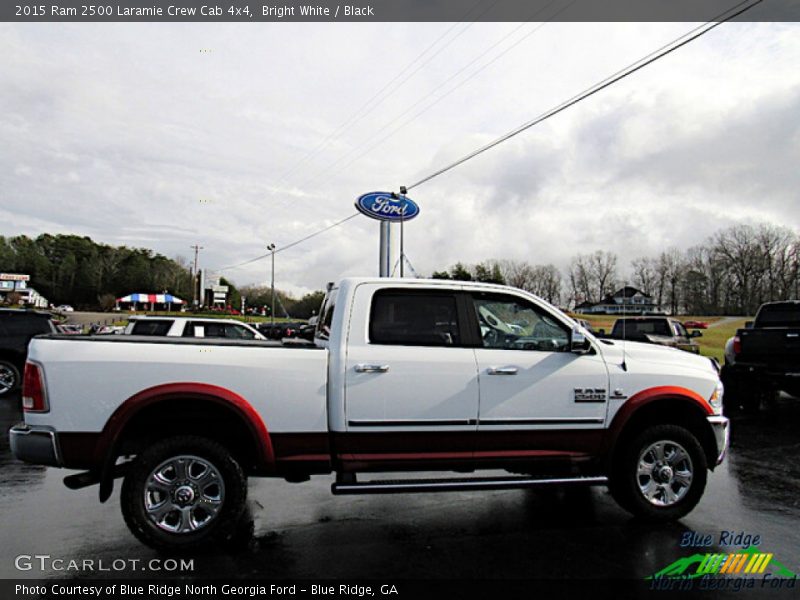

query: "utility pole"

left=267, top=243, right=276, bottom=325
left=190, top=244, right=204, bottom=307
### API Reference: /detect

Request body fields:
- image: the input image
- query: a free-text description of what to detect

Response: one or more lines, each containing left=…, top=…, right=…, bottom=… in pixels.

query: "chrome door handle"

left=487, top=366, right=518, bottom=375
left=355, top=364, right=390, bottom=373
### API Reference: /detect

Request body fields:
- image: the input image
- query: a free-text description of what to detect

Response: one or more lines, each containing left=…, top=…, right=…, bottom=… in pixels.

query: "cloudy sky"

left=1, top=18, right=798, bottom=295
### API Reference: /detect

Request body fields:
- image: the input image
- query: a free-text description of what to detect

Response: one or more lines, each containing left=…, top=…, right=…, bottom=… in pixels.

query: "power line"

left=213, top=212, right=360, bottom=273
left=271, top=0, right=494, bottom=197
left=214, top=0, right=762, bottom=273
left=406, top=0, right=764, bottom=191
left=298, top=0, right=574, bottom=190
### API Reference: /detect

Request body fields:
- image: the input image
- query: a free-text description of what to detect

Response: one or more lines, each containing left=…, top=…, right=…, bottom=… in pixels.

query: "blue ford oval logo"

left=355, top=191, right=420, bottom=222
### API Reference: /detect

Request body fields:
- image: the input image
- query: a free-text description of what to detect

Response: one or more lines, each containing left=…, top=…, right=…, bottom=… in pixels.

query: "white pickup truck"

left=10, top=278, right=729, bottom=551
left=124, top=316, right=266, bottom=340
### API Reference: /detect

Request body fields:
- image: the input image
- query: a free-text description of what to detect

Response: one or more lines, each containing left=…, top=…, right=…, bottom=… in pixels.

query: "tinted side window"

left=3, top=316, right=53, bottom=335
left=316, top=288, right=338, bottom=341
left=131, top=320, right=172, bottom=336
left=202, top=322, right=226, bottom=338
left=226, top=325, right=255, bottom=339
left=370, top=292, right=460, bottom=347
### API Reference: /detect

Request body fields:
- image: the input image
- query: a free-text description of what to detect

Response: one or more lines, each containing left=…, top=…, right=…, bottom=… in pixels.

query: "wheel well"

left=609, top=399, right=718, bottom=471
left=0, top=351, right=24, bottom=367
left=113, top=398, right=263, bottom=472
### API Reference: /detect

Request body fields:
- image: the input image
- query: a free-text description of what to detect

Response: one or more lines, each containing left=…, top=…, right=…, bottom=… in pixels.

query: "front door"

left=469, top=292, right=610, bottom=460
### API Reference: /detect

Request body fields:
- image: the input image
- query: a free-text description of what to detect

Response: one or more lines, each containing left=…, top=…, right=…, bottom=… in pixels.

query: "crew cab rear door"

left=469, top=291, right=609, bottom=456
left=341, top=285, right=479, bottom=465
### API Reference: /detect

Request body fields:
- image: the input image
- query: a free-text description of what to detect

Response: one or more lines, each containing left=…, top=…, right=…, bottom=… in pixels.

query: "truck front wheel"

left=121, top=436, right=247, bottom=551
left=610, top=425, right=707, bottom=521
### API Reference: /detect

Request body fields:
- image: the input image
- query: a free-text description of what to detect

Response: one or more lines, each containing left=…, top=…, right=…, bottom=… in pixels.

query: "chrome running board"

left=331, top=475, right=608, bottom=495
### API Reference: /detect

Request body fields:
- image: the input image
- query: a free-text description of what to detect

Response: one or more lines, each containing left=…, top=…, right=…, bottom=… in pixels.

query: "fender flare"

left=96, top=382, right=275, bottom=501
left=604, top=385, right=713, bottom=459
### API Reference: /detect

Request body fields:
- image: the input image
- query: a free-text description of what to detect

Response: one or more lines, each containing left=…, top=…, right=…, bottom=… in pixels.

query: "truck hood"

left=598, top=338, right=715, bottom=374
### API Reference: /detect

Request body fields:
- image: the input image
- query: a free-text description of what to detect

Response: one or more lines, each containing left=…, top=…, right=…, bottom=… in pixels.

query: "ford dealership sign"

left=355, top=191, right=420, bottom=222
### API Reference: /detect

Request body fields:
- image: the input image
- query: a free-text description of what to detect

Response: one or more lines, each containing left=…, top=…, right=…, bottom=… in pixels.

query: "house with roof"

left=574, top=286, right=662, bottom=315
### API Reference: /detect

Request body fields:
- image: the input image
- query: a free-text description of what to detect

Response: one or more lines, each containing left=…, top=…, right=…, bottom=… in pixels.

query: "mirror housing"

left=571, top=327, right=591, bottom=354
left=744, top=321, right=754, bottom=329
left=690, top=330, right=703, bottom=338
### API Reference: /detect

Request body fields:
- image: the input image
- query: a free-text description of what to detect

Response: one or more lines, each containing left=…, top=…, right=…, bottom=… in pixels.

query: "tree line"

left=432, top=222, right=800, bottom=315
left=0, top=234, right=195, bottom=309
left=0, top=234, right=325, bottom=317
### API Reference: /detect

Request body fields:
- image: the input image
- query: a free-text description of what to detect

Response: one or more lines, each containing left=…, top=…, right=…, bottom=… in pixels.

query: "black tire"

left=0, top=360, right=21, bottom=398
left=121, top=435, right=247, bottom=551
left=610, top=425, right=707, bottom=521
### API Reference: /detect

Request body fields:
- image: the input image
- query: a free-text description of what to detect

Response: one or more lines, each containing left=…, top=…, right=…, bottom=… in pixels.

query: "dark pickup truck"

left=0, top=308, right=57, bottom=397
left=722, top=301, right=800, bottom=411
left=605, top=317, right=702, bottom=354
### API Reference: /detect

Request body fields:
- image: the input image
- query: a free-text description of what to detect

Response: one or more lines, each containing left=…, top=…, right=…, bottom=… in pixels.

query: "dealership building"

left=0, top=273, right=49, bottom=308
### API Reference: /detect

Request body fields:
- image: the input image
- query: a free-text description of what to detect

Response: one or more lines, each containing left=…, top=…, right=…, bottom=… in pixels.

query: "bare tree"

left=630, top=257, right=657, bottom=295
left=568, top=254, right=593, bottom=306
left=589, top=250, right=618, bottom=301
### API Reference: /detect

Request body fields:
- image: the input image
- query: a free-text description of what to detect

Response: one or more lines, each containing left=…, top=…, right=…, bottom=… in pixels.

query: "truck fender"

left=603, top=385, right=713, bottom=465
left=95, top=382, right=275, bottom=502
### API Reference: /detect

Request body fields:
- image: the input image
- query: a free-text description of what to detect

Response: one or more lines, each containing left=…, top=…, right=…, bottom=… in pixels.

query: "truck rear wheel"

left=0, top=360, right=20, bottom=397
left=121, top=436, right=247, bottom=551
left=610, top=425, right=707, bottom=521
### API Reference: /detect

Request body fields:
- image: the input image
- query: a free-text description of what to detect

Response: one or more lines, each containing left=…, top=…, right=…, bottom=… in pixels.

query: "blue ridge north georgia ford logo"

left=355, top=192, right=420, bottom=222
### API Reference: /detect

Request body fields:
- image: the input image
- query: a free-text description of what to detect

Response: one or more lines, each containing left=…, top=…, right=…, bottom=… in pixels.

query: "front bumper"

left=707, top=415, right=730, bottom=465
left=9, top=423, right=62, bottom=467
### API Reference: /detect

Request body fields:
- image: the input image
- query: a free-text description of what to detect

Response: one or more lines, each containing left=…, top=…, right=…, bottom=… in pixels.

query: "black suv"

left=0, top=309, right=57, bottom=397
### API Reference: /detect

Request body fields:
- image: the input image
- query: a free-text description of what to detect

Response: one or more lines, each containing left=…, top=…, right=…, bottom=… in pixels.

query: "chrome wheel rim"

left=143, top=455, right=225, bottom=533
left=637, top=440, right=693, bottom=507
left=0, top=365, right=16, bottom=394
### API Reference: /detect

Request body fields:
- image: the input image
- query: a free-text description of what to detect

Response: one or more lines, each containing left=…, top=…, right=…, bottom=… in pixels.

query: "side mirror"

left=690, top=330, right=702, bottom=338
left=744, top=321, right=754, bottom=329
left=571, top=327, right=591, bottom=354
left=598, top=328, right=606, bottom=336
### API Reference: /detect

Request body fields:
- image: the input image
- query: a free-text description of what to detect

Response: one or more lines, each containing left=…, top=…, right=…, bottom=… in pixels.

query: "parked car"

left=722, top=301, right=800, bottom=411
left=56, top=305, right=74, bottom=313
left=125, top=316, right=266, bottom=340
left=607, top=317, right=702, bottom=354
left=683, top=320, right=709, bottom=329
left=11, top=277, right=728, bottom=551
left=56, top=324, right=84, bottom=335
left=0, top=308, right=57, bottom=397
left=256, top=321, right=305, bottom=340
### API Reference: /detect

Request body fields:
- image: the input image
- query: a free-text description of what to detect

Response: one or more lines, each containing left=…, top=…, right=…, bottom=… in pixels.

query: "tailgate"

left=739, top=328, right=800, bottom=368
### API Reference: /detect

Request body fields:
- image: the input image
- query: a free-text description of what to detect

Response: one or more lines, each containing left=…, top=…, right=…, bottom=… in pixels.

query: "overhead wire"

left=214, top=0, right=763, bottom=274
left=405, top=0, right=764, bottom=191
left=298, top=0, right=574, bottom=189
left=270, top=0, right=497, bottom=195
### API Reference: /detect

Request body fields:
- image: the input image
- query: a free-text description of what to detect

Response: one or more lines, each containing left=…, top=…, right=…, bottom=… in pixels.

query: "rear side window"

left=370, top=291, right=460, bottom=347
left=615, top=319, right=670, bottom=336
left=757, top=304, right=800, bottom=327
left=130, top=320, right=172, bottom=336
left=2, top=315, right=52, bottom=335
left=316, top=287, right=338, bottom=341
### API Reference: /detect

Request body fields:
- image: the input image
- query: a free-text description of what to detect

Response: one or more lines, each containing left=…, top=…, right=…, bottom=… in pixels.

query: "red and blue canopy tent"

left=116, top=293, right=186, bottom=311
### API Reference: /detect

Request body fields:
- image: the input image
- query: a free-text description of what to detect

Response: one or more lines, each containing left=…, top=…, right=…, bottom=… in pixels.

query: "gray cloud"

left=1, top=22, right=799, bottom=293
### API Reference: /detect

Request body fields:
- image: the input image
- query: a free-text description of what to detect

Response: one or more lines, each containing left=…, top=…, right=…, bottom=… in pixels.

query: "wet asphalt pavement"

left=1, top=393, right=799, bottom=597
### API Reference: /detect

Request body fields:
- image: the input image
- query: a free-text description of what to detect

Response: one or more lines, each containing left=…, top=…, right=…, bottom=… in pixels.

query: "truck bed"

left=25, top=335, right=329, bottom=434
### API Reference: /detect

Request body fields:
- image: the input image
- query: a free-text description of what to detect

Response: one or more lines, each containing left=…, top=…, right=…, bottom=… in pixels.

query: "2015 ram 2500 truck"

left=10, top=278, right=729, bottom=550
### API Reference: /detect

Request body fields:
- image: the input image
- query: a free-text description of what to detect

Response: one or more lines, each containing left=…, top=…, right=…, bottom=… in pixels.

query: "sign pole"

left=379, top=221, right=391, bottom=277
